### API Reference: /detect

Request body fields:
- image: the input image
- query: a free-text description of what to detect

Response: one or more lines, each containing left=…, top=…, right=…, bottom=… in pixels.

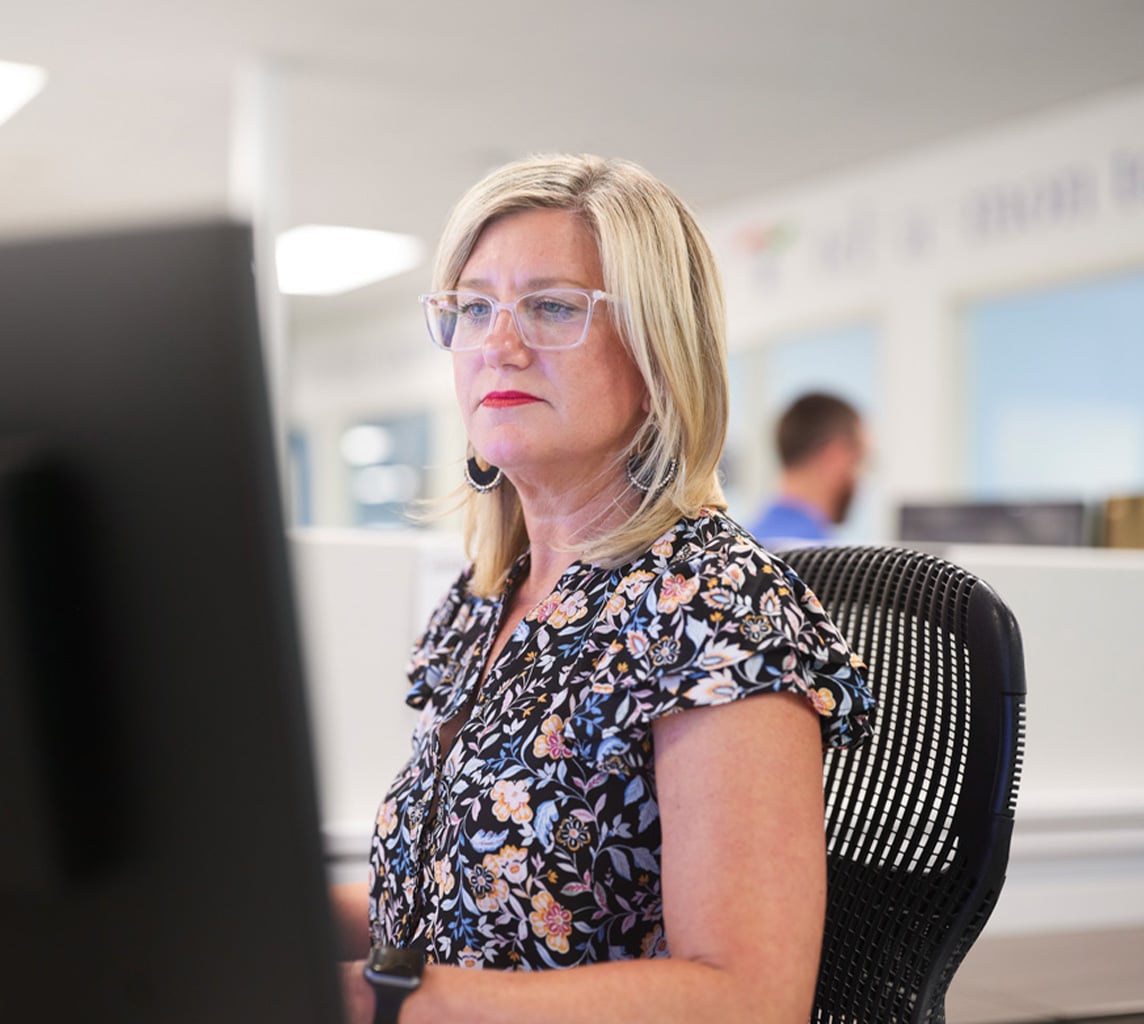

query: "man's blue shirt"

left=747, top=497, right=831, bottom=549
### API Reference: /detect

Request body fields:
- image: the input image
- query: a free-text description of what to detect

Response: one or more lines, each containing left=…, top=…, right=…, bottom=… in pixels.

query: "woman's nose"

left=482, top=308, right=531, bottom=366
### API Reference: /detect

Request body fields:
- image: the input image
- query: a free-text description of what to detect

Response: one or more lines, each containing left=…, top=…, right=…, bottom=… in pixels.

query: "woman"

left=335, top=154, right=875, bottom=1024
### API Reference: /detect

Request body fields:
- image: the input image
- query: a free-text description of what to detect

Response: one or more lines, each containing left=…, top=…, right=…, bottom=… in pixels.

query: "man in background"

left=747, top=392, right=868, bottom=548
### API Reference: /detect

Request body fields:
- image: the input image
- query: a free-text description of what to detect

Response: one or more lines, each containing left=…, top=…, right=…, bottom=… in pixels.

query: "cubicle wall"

left=288, top=528, right=465, bottom=880
left=941, top=544, right=1144, bottom=935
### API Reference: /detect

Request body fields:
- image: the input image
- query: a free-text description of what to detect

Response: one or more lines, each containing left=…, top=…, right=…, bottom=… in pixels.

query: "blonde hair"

left=434, top=154, right=728, bottom=596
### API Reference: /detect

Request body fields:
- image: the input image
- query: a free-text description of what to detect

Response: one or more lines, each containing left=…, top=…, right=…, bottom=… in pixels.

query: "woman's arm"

left=343, top=691, right=827, bottom=1024
left=330, top=880, right=372, bottom=961
left=653, top=689, right=828, bottom=1021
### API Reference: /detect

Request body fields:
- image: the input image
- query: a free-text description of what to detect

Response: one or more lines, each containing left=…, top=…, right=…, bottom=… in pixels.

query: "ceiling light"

left=275, top=224, right=425, bottom=296
left=0, top=60, right=47, bottom=129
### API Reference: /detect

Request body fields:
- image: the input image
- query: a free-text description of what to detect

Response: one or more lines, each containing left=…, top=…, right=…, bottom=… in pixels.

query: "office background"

left=4, top=4, right=1143, bottom=1020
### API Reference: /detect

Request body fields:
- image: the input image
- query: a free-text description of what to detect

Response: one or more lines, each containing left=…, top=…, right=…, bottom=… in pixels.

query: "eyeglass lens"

left=426, top=290, right=595, bottom=350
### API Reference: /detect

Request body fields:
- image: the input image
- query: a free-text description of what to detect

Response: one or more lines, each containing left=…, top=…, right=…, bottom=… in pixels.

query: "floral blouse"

left=367, top=509, right=874, bottom=969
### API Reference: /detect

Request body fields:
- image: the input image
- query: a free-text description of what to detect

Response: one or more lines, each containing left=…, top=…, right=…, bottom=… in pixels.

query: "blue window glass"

left=964, top=270, right=1144, bottom=499
left=342, top=412, right=431, bottom=528
left=287, top=430, right=312, bottom=526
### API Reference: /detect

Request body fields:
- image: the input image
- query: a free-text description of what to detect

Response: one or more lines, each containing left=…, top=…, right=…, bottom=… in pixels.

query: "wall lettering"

left=1110, top=149, right=1144, bottom=207
left=963, top=164, right=1099, bottom=241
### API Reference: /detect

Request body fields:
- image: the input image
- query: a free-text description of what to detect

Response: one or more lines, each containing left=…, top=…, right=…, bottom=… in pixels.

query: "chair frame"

left=777, top=545, right=1027, bottom=1024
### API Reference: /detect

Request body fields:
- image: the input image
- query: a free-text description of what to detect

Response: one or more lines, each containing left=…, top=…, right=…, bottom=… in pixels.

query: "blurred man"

left=747, top=392, right=867, bottom=548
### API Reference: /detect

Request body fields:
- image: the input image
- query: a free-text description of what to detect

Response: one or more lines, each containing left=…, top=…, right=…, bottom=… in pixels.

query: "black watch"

left=362, top=944, right=424, bottom=1024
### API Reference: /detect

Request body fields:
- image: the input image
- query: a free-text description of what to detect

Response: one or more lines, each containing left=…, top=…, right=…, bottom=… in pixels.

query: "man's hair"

left=431, top=153, right=729, bottom=597
left=775, top=393, right=861, bottom=468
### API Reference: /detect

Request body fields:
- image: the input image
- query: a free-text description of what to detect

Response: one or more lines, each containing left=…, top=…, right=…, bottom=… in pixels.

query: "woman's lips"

left=482, top=391, right=541, bottom=408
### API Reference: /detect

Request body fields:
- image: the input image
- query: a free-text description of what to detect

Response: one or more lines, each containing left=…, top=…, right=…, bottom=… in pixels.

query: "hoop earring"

left=626, top=454, right=679, bottom=495
left=464, top=455, right=503, bottom=493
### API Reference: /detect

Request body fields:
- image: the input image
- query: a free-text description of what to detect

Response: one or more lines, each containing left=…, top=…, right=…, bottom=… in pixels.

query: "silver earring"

left=465, top=455, right=503, bottom=493
left=626, top=454, right=679, bottom=495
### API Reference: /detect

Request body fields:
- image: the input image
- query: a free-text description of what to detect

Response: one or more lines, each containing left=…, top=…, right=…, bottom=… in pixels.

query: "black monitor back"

left=0, top=221, right=344, bottom=1022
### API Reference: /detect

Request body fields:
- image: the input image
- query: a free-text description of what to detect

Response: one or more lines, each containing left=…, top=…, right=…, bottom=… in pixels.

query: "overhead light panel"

left=276, top=224, right=425, bottom=296
left=0, top=60, right=47, bottom=129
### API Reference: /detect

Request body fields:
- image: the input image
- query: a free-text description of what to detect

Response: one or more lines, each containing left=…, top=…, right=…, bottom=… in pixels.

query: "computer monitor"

left=0, top=221, right=345, bottom=1023
left=897, top=499, right=1090, bottom=547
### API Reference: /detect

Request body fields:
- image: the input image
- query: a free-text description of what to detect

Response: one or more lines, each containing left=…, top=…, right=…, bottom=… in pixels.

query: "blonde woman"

left=334, top=154, right=874, bottom=1024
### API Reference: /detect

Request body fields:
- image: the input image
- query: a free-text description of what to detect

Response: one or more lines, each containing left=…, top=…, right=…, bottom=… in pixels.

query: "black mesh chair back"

left=776, top=545, right=1027, bottom=1024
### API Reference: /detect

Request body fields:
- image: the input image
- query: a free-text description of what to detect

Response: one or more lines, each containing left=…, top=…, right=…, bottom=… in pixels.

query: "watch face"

left=365, top=945, right=425, bottom=984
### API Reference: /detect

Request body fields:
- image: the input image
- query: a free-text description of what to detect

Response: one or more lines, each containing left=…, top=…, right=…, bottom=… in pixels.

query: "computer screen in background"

left=0, top=221, right=344, bottom=1023
left=897, top=500, right=1090, bottom=547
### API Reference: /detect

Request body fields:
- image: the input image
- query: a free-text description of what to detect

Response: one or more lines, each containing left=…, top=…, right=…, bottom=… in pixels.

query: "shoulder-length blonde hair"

left=434, top=154, right=728, bottom=597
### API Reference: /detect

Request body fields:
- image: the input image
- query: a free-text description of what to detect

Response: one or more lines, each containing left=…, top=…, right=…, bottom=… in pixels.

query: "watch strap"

left=363, top=944, right=424, bottom=1024
left=371, top=983, right=413, bottom=1024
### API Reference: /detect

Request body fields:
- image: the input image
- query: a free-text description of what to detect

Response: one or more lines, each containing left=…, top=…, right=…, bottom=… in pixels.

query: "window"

left=340, top=413, right=431, bottom=528
left=964, top=269, right=1144, bottom=500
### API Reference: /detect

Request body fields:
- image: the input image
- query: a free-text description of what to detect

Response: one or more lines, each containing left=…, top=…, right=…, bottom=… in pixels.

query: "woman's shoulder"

left=589, top=507, right=875, bottom=750
left=604, top=507, right=821, bottom=627
left=638, top=507, right=798, bottom=584
left=646, top=508, right=855, bottom=636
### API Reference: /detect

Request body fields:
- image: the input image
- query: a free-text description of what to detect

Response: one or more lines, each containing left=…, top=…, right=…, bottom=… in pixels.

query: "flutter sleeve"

left=594, top=531, right=875, bottom=750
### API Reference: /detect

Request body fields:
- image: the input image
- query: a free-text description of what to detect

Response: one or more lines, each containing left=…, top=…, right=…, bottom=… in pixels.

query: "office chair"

left=776, top=545, right=1027, bottom=1024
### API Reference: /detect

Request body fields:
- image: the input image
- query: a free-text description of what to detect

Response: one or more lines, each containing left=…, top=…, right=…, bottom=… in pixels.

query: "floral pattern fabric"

left=368, top=509, right=874, bottom=969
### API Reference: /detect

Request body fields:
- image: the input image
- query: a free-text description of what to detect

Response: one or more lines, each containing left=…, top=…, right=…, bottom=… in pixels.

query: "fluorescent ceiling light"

left=276, top=224, right=425, bottom=296
left=0, top=60, right=47, bottom=129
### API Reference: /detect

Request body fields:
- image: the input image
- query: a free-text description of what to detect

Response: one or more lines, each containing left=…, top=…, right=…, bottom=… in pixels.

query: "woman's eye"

left=527, top=295, right=578, bottom=320
left=459, top=299, right=492, bottom=320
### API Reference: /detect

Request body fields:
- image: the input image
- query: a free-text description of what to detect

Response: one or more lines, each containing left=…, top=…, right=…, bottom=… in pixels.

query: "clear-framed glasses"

left=419, top=288, right=614, bottom=352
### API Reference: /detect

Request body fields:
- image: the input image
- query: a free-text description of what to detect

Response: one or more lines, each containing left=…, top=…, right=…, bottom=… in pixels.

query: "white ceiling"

left=4, top=0, right=1144, bottom=320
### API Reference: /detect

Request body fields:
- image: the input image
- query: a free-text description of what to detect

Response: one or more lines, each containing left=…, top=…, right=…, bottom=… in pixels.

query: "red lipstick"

left=483, top=391, right=540, bottom=408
